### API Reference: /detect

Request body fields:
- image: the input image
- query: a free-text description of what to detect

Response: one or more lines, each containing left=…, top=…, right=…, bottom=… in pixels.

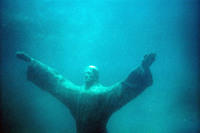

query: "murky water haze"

left=1, top=0, right=200, bottom=133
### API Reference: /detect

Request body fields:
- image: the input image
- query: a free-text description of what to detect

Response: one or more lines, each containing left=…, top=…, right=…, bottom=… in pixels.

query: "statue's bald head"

left=84, top=65, right=99, bottom=86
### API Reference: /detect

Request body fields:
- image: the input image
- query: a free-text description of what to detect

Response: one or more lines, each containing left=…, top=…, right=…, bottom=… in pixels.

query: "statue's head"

left=84, top=65, right=99, bottom=86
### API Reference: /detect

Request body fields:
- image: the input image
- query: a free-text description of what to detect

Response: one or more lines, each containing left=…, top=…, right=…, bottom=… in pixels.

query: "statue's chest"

left=74, top=92, right=107, bottom=119
left=78, top=93, right=103, bottom=109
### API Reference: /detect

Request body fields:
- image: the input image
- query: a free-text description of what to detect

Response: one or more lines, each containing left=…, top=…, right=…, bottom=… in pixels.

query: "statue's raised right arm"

left=16, top=51, right=79, bottom=109
left=106, top=53, right=156, bottom=112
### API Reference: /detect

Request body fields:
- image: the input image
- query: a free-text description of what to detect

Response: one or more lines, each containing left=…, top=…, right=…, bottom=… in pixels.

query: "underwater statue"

left=16, top=51, right=156, bottom=133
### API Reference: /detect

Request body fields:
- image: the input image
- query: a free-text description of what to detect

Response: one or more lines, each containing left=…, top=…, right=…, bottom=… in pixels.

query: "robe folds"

left=27, top=59, right=153, bottom=133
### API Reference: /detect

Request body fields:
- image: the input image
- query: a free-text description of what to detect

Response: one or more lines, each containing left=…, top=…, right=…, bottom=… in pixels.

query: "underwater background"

left=0, top=0, right=200, bottom=133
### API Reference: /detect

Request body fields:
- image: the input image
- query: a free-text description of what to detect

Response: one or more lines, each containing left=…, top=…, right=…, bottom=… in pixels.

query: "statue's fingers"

left=16, top=51, right=31, bottom=62
left=148, top=53, right=156, bottom=61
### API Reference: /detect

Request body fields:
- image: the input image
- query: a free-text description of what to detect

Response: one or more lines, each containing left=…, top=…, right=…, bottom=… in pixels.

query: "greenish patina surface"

left=17, top=52, right=155, bottom=133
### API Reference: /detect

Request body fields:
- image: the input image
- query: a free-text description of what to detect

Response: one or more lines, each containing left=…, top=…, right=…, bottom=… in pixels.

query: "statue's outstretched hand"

left=142, top=53, right=156, bottom=68
left=16, top=51, right=32, bottom=62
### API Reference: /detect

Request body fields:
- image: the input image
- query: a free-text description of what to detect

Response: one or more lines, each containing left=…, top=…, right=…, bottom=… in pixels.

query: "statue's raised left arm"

left=105, top=53, right=156, bottom=112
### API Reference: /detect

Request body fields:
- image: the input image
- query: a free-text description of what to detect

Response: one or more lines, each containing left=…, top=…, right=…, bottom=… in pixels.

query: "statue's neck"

left=84, top=81, right=99, bottom=89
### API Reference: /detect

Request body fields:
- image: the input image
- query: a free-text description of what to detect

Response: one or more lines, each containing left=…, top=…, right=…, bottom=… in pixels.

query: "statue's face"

left=85, top=65, right=99, bottom=84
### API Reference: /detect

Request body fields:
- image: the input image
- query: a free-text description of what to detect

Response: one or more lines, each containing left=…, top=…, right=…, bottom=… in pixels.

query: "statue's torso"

left=70, top=85, right=111, bottom=133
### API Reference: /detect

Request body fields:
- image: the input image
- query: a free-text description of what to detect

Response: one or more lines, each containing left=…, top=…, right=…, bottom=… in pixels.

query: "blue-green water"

left=1, top=0, right=199, bottom=133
